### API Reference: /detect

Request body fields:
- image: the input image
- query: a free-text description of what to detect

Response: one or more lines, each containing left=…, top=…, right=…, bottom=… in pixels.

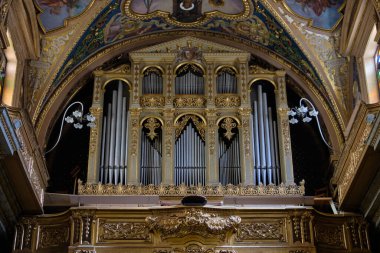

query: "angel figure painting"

left=129, top=0, right=245, bottom=23
left=35, top=0, right=93, bottom=32
left=284, top=0, right=345, bottom=30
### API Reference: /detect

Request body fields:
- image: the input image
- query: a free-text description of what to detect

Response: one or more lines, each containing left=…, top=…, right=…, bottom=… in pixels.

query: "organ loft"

left=1, top=1, right=380, bottom=253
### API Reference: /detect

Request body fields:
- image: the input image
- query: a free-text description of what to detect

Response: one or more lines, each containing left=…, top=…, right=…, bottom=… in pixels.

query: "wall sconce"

left=45, top=101, right=95, bottom=154
left=288, top=98, right=332, bottom=149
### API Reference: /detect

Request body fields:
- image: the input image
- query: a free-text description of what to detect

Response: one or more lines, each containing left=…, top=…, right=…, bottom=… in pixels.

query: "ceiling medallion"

left=124, top=0, right=251, bottom=27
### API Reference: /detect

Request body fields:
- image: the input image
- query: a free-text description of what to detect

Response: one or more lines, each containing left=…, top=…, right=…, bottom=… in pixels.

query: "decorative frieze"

left=77, top=181, right=305, bottom=196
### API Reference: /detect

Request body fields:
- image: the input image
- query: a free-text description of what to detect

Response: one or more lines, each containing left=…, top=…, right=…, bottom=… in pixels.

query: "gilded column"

left=275, top=71, right=294, bottom=184
left=239, top=108, right=253, bottom=185
left=239, top=62, right=249, bottom=107
left=206, top=109, right=218, bottom=185
left=162, top=109, right=175, bottom=184
left=87, top=73, right=104, bottom=184
left=127, top=108, right=141, bottom=184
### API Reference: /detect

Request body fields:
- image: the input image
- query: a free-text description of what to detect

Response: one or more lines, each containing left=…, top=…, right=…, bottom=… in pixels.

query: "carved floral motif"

left=315, top=224, right=345, bottom=248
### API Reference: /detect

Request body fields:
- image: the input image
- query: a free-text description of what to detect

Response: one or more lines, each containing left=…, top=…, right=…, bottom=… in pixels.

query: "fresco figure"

left=285, top=0, right=344, bottom=30
left=35, top=0, right=92, bottom=32
left=172, top=0, right=203, bottom=23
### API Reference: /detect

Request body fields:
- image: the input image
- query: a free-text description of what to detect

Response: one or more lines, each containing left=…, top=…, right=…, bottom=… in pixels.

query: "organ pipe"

left=174, top=122, right=205, bottom=186
left=250, top=84, right=280, bottom=185
left=218, top=118, right=241, bottom=186
left=99, top=81, right=129, bottom=185
left=140, top=122, right=162, bottom=185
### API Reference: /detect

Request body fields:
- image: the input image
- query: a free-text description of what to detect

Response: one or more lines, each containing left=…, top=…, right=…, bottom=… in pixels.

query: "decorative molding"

left=78, top=182, right=305, bottom=196
left=146, top=209, right=241, bottom=241
left=215, top=95, right=241, bottom=107
left=140, top=95, right=165, bottom=107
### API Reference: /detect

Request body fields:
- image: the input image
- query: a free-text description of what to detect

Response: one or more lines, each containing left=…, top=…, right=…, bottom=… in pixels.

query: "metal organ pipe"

left=250, top=84, right=280, bottom=185
left=99, top=82, right=129, bottom=185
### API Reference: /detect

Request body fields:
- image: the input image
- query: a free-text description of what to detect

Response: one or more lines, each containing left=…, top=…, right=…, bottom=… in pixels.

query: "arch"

left=215, top=65, right=238, bottom=75
left=174, top=112, right=207, bottom=126
left=216, top=116, right=241, bottom=126
left=249, top=78, right=277, bottom=90
left=174, top=62, right=205, bottom=75
left=35, top=32, right=343, bottom=156
left=102, top=78, right=131, bottom=91
left=140, top=116, right=164, bottom=126
left=141, top=65, right=164, bottom=75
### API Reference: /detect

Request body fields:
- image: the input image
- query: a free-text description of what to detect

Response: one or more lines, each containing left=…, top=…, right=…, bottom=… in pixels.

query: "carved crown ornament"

left=146, top=208, right=241, bottom=241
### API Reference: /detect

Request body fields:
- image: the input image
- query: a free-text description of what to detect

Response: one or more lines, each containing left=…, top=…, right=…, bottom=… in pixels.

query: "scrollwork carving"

left=315, top=224, right=345, bottom=248
left=146, top=209, right=241, bottom=241
left=175, top=115, right=206, bottom=141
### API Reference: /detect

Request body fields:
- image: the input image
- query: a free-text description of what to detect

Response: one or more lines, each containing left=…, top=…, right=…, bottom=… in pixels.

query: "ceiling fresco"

left=51, top=0, right=322, bottom=90
left=283, top=0, right=345, bottom=30
left=34, top=0, right=94, bottom=32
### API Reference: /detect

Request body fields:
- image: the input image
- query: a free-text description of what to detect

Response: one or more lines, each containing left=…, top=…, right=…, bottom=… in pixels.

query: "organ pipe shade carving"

left=219, top=117, right=241, bottom=185
left=142, top=67, right=163, bottom=94
left=140, top=118, right=162, bottom=185
left=99, top=80, right=130, bottom=185
left=217, top=67, right=237, bottom=93
left=250, top=83, right=280, bottom=185
left=175, top=116, right=206, bottom=186
left=175, top=64, right=205, bottom=95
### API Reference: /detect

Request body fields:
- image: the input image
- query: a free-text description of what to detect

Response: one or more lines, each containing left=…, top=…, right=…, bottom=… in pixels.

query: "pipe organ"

left=87, top=37, right=295, bottom=188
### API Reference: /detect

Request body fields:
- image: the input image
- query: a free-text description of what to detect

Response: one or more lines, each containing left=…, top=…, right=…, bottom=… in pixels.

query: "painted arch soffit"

left=33, top=0, right=344, bottom=145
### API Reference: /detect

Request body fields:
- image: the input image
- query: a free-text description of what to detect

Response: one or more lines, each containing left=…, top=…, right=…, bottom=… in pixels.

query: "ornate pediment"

left=131, top=37, right=245, bottom=54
